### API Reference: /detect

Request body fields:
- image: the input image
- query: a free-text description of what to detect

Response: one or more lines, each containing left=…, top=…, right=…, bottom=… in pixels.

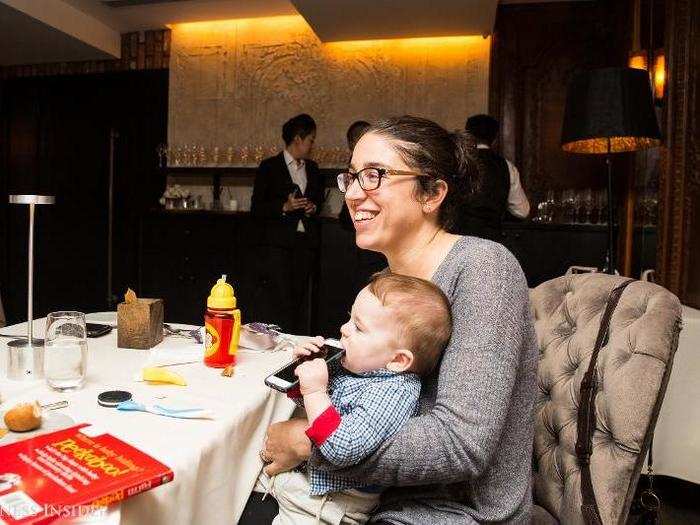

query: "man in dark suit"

left=458, top=114, right=530, bottom=241
left=250, top=114, right=325, bottom=334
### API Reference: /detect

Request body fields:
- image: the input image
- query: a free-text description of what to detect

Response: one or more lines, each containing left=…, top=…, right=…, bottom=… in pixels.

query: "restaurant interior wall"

left=167, top=15, right=490, bottom=159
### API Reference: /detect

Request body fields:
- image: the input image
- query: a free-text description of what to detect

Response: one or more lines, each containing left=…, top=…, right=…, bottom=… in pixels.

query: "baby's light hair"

left=367, top=271, right=452, bottom=376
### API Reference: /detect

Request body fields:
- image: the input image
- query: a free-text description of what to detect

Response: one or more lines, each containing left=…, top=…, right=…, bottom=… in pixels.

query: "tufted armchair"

left=530, top=273, right=682, bottom=524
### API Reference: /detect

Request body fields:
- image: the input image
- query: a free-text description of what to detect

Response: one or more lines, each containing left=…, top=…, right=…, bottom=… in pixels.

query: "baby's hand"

left=294, top=358, right=329, bottom=395
left=292, top=336, right=325, bottom=359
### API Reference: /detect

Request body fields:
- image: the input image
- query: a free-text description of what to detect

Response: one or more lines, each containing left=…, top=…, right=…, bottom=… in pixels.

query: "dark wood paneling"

left=490, top=2, right=632, bottom=205
left=657, top=0, right=700, bottom=307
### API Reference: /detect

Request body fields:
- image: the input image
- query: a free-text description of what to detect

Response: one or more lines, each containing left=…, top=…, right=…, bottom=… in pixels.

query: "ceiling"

left=0, top=1, right=116, bottom=65
left=0, top=0, right=579, bottom=66
left=61, top=0, right=296, bottom=32
left=291, top=0, right=497, bottom=42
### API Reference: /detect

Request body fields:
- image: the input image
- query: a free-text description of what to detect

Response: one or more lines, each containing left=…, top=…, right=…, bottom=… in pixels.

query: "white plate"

left=0, top=411, right=75, bottom=446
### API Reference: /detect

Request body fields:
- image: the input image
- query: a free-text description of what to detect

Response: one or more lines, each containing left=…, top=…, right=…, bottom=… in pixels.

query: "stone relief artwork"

left=168, top=16, right=490, bottom=167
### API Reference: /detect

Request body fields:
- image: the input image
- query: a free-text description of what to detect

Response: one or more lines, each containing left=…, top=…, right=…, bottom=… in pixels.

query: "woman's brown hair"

left=368, top=115, right=481, bottom=231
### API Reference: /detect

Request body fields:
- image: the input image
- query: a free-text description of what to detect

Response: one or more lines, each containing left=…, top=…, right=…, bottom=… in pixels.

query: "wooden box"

left=117, top=298, right=164, bottom=349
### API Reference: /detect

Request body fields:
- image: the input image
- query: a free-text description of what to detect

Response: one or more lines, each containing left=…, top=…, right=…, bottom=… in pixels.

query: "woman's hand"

left=262, top=418, right=311, bottom=476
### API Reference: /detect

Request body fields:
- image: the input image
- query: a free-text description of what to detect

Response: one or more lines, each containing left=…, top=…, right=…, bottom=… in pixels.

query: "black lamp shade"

left=561, top=67, right=661, bottom=154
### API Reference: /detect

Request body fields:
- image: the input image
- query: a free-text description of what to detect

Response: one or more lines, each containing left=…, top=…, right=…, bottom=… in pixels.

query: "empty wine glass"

left=573, top=191, right=586, bottom=224
left=240, top=145, right=250, bottom=166
left=582, top=188, right=594, bottom=224
left=561, top=189, right=575, bottom=223
left=156, top=143, right=167, bottom=168
left=181, top=144, right=192, bottom=166
left=172, top=145, right=182, bottom=166
left=545, top=190, right=557, bottom=222
left=596, top=190, right=608, bottom=224
left=254, top=145, right=264, bottom=164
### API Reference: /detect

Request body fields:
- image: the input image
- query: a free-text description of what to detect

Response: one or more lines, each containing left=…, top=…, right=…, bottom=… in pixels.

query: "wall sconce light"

left=627, top=48, right=665, bottom=103
left=652, top=49, right=665, bottom=101
left=628, top=51, right=648, bottom=71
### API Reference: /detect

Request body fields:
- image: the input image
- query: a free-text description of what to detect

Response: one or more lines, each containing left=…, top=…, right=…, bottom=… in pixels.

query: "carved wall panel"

left=168, top=16, right=490, bottom=162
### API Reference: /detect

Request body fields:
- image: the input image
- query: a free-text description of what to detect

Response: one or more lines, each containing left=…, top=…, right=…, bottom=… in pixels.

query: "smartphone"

left=86, top=323, right=113, bottom=338
left=265, top=343, right=345, bottom=393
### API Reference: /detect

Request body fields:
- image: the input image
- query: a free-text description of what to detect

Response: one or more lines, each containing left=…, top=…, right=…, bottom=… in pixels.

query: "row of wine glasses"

left=532, top=189, right=609, bottom=224
left=636, top=193, right=659, bottom=226
left=156, top=144, right=349, bottom=168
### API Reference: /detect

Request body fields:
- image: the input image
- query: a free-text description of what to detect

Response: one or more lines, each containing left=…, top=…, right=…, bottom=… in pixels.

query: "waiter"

left=460, top=114, right=530, bottom=240
left=250, top=114, right=325, bottom=334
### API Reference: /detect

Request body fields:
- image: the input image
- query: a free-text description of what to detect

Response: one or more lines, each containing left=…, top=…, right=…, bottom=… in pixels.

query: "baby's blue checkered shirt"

left=295, top=362, right=421, bottom=495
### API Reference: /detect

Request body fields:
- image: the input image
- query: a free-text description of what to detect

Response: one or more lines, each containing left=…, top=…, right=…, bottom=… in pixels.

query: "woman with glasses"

left=248, top=116, right=538, bottom=525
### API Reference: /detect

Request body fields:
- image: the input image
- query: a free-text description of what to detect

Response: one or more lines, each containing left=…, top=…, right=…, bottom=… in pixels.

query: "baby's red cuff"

left=305, top=406, right=341, bottom=446
left=286, top=385, right=302, bottom=399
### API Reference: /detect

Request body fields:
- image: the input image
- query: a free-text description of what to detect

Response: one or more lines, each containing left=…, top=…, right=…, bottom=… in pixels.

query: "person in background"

left=339, top=120, right=371, bottom=230
left=250, top=113, right=326, bottom=334
left=458, top=114, right=530, bottom=241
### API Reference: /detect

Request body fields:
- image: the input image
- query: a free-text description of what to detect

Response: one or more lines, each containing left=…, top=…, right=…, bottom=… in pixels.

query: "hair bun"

left=448, top=131, right=480, bottom=193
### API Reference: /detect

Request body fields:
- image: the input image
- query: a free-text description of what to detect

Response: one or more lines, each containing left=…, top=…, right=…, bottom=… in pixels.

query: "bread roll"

left=4, top=401, right=42, bottom=432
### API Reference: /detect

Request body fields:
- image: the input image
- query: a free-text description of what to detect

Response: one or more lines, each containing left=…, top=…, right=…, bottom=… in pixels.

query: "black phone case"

left=265, top=344, right=344, bottom=393
left=86, top=323, right=113, bottom=338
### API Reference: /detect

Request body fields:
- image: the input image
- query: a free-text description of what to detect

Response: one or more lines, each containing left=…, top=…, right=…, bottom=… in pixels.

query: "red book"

left=0, top=423, right=173, bottom=524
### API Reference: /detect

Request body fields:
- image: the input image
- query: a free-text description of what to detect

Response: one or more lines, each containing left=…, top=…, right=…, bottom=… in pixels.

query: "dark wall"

left=657, top=0, right=700, bottom=307
left=490, top=1, right=632, bottom=204
left=0, top=70, right=168, bottom=324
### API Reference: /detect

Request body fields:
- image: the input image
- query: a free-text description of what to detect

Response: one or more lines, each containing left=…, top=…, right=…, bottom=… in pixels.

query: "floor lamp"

left=7, top=194, right=55, bottom=380
left=561, top=67, right=661, bottom=274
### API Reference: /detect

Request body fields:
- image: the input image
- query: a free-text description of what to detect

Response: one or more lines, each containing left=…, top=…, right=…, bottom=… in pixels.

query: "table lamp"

left=6, top=194, right=55, bottom=380
left=561, top=67, right=661, bottom=274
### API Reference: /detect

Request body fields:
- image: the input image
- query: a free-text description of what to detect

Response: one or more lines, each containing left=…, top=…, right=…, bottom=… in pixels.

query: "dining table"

left=0, top=313, right=297, bottom=524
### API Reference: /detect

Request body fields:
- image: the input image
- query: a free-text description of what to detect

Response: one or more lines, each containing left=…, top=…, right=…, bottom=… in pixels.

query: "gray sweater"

left=310, top=236, right=538, bottom=524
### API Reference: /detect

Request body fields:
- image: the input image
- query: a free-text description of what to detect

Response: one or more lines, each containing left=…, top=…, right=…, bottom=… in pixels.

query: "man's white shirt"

left=283, top=148, right=307, bottom=232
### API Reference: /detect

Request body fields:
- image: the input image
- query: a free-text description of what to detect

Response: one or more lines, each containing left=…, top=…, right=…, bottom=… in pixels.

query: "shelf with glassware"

left=157, top=143, right=349, bottom=169
left=158, top=165, right=343, bottom=212
left=531, top=187, right=659, bottom=228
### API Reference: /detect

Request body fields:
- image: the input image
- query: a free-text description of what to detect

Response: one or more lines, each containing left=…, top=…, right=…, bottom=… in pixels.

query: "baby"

left=259, top=271, right=453, bottom=524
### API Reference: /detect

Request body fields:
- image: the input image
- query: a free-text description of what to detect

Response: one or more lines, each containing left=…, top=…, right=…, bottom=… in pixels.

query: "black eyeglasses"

left=336, top=167, right=428, bottom=193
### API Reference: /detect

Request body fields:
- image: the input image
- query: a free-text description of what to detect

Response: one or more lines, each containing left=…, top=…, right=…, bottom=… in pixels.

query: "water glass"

left=45, top=311, right=88, bottom=391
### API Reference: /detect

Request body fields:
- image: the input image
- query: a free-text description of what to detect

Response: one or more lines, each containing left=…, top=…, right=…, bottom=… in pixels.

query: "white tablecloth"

left=653, top=305, right=700, bottom=484
left=0, top=313, right=296, bottom=524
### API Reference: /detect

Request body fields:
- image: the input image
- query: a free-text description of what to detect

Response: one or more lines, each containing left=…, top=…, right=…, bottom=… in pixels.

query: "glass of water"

left=45, top=311, right=88, bottom=391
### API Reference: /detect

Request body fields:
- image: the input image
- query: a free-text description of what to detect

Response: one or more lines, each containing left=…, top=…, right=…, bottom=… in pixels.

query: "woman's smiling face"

left=345, top=132, right=426, bottom=253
